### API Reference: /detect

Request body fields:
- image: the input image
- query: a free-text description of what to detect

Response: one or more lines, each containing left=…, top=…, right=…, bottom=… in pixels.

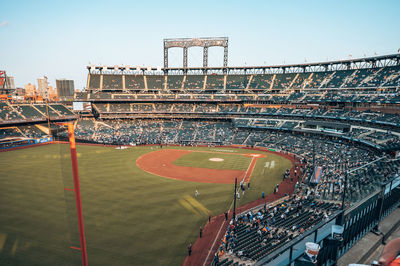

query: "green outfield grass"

left=0, top=144, right=292, bottom=266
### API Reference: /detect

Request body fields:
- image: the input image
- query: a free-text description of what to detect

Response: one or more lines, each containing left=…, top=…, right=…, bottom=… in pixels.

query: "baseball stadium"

left=1, top=3, right=400, bottom=265
left=1, top=44, right=400, bottom=265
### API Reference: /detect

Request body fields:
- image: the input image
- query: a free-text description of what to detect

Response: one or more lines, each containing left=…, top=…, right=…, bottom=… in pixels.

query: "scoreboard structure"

left=163, top=37, right=228, bottom=69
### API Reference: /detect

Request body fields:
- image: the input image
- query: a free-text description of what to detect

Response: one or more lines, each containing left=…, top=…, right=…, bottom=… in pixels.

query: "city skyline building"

left=56, top=79, right=74, bottom=101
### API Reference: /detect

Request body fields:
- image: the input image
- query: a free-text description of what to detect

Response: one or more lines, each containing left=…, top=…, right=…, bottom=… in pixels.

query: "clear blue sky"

left=1, top=0, right=399, bottom=90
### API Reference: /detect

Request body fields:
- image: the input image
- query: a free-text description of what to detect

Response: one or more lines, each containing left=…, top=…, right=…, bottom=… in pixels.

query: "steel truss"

left=87, top=53, right=400, bottom=76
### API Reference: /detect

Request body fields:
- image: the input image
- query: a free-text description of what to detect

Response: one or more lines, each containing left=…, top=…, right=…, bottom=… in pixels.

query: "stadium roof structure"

left=87, top=53, right=400, bottom=75
left=163, top=37, right=229, bottom=69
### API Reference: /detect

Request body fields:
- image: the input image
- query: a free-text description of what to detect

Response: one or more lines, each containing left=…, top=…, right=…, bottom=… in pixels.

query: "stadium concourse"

left=1, top=53, right=400, bottom=265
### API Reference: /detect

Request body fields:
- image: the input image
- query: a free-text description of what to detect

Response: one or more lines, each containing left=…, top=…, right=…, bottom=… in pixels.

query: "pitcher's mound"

left=209, top=158, right=224, bottom=162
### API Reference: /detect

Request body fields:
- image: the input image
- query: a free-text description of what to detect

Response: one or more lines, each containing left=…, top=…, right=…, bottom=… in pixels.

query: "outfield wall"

left=0, top=137, right=53, bottom=152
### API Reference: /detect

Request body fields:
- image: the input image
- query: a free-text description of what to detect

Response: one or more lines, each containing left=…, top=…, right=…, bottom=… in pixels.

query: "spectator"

left=378, top=238, right=400, bottom=266
left=187, top=243, right=192, bottom=256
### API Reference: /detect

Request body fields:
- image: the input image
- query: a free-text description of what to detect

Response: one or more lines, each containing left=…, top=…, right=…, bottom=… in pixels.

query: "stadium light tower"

left=163, top=37, right=228, bottom=69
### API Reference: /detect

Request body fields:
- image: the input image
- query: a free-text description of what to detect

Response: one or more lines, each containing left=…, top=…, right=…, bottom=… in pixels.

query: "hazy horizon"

left=1, top=0, right=399, bottom=91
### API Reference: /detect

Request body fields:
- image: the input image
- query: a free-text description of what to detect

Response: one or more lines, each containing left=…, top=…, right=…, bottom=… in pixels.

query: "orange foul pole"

left=67, top=123, right=88, bottom=266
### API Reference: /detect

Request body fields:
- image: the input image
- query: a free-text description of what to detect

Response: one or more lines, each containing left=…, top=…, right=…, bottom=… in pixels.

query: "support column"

left=99, top=73, right=103, bottom=90
left=183, top=47, right=188, bottom=68
left=86, top=73, right=90, bottom=90
left=164, top=47, right=168, bottom=68
left=223, top=46, right=228, bottom=68
left=203, top=46, right=208, bottom=68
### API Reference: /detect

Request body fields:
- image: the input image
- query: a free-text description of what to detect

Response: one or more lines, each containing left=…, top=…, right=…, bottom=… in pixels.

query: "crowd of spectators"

left=92, top=101, right=400, bottom=130
left=0, top=102, right=74, bottom=122
left=87, top=65, right=400, bottom=92
left=214, top=195, right=339, bottom=265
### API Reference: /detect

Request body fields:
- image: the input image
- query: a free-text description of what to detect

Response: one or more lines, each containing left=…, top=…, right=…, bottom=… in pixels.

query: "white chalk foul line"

left=203, top=219, right=227, bottom=266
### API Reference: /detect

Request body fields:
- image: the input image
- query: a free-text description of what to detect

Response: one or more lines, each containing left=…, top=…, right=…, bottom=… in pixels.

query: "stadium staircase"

left=91, top=122, right=99, bottom=139
left=360, top=68, right=384, bottom=87
left=243, top=133, right=251, bottom=145
left=380, top=71, right=400, bottom=87
left=246, top=75, right=254, bottom=92
left=319, top=71, right=336, bottom=89
left=340, top=70, right=358, bottom=88
left=9, top=103, right=26, bottom=119
left=288, top=73, right=299, bottom=91
left=181, top=75, right=187, bottom=92
left=203, top=75, right=208, bottom=91
left=49, top=106, right=62, bottom=117
left=143, top=76, right=148, bottom=92
left=223, top=75, right=228, bottom=93
left=32, top=105, right=45, bottom=116
left=275, top=120, right=285, bottom=128
left=92, top=103, right=101, bottom=114
left=172, top=121, right=183, bottom=143
left=15, top=127, right=27, bottom=138
left=97, top=121, right=112, bottom=129
left=122, top=75, right=126, bottom=91
left=193, top=125, right=199, bottom=140
left=269, top=74, right=276, bottom=90
left=357, top=128, right=374, bottom=139
left=297, top=93, right=307, bottom=102
left=35, top=124, right=50, bottom=135
left=163, top=75, right=167, bottom=90
left=303, top=73, right=313, bottom=89
left=212, top=126, right=217, bottom=142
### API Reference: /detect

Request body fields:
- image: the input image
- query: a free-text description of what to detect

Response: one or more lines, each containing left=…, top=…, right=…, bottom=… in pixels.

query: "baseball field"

left=0, top=143, right=292, bottom=265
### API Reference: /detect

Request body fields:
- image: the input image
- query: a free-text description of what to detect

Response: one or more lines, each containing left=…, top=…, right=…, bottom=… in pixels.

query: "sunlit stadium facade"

left=1, top=53, right=400, bottom=265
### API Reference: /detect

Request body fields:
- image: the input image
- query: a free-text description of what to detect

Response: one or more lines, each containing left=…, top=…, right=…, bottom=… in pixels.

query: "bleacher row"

left=215, top=198, right=339, bottom=265
left=75, top=90, right=400, bottom=104
left=233, top=118, right=400, bottom=150
left=214, top=157, right=400, bottom=265
left=91, top=103, right=400, bottom=127
left=0, top=102, right=74, bottom=122
left=87, top=66, right=400, bottom=92
left=0, top=124, right=48, bottom=139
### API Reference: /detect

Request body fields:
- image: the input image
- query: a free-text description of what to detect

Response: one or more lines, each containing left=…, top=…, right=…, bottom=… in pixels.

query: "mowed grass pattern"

left=173, top=151, right=252, bottom=170
left=0, top=144, right=292, bottom=265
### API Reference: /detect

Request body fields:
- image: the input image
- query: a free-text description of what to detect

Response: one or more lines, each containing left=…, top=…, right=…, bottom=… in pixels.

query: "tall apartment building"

left=56, top=79, right=74, bottom=101
left=37, top=76, right=49, bottom=99
left=6, top=76, right=15, bottom=90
